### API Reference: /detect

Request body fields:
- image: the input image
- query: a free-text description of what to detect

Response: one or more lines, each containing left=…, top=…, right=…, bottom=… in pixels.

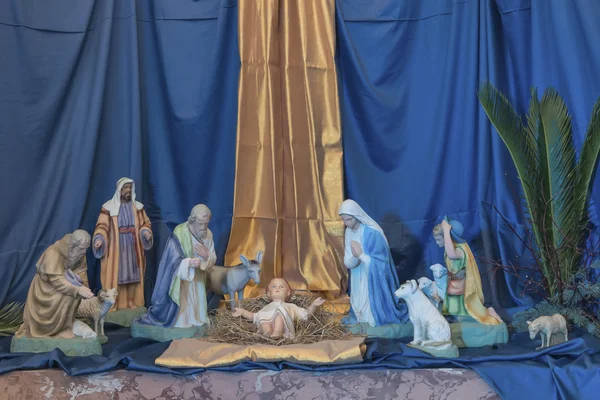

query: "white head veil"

left=338, top=199, right=388, bottom=245
left=102, top=177, right=144, bottom=216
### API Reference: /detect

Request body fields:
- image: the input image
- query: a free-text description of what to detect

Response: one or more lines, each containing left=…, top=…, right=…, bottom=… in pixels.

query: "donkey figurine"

left=206, top=251, right=263, bottom=310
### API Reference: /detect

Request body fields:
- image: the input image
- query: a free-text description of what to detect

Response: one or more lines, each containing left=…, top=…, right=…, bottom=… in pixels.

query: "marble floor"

left=0, top=368, right=499, bottom=399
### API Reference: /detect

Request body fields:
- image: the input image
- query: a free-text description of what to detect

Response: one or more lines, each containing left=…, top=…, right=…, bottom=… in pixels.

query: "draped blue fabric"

left=336, top=0, right=600, bottom=315
left=136, top=233, right=186, bottom=328
left=363, top=226, right=409, bottom=324
left=2, top=326, right=600, bottom=400
left=1, top=0, right=600, bottom=397
left=0, top=0, right=240, bottom=305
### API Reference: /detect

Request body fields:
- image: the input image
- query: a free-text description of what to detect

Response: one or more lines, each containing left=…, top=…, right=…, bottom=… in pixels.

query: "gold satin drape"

left=155, top=337, right=366, bottom=368
left=225, top=0, right=347, bottom=298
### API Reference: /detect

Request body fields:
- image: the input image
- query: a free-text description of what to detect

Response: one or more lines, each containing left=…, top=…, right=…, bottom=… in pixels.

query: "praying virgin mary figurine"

left=338, top=199, right=408, bottom=326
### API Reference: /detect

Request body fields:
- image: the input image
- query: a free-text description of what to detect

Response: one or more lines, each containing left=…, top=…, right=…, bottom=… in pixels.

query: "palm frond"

left=477, top=83, right=534, bottom=179
left=477, top=82, right=553, bottom=288
left=539, top=89, right=577, bottom=283
left=573, top=99, right=600, bottom=270
left=524, top=88, right=555, bottom=284
left=0, top=302, right=24, bottom=336
left=477, top=82, right=539, bottom=204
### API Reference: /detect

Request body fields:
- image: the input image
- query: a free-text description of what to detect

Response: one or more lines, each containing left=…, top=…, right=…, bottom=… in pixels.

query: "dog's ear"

left=409, top=280, right=417, bottom=294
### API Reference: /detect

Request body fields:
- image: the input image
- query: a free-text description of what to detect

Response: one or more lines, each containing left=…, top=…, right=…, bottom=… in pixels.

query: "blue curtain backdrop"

left=2, top=0, right=600, bottom=396
left=1, top=0, right=600, bottom=314
left=336, top=0, right=600, bottom=313
left=0, top=0, right=240, bottom=305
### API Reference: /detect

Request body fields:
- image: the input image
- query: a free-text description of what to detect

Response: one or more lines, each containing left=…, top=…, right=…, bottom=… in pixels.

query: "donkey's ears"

left=240, top=254, right=249, bottom=265
left=256, top=250, right=263, bottom=264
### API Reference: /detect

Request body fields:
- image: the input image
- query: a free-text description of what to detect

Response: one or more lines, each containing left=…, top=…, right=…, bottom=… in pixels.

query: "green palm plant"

left=0, top=302, right=24, bottom=336
left=477, top=82, right=600, bottom=301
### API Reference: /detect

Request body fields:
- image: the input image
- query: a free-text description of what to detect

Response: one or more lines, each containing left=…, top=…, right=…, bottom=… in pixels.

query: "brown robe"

left=17, top=234, right=89, bottom=338
left=94, top=207, right=151, bottom=310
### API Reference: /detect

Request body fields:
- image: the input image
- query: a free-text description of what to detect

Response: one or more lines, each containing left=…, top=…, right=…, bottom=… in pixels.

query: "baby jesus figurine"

left=232, top=278, right=325, bottom=339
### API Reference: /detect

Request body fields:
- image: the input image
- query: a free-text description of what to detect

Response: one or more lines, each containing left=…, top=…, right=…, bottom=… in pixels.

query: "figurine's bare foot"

left=259, top=322, right=273, bottom=337
left=259, top=329, right=272, bottom=337
left=410, top=340, right=422, bottom=346
left=270, top=331, right=283, bottom=339
left=488, top=307, right=503, bottom=323
left=128, top=300, right=137, bottom=309
left=57, top=330, right=75, bottom=339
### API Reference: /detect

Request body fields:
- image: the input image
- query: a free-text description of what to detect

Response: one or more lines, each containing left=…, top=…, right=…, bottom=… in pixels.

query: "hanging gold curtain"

left=225, top=0, right=347, bottom=299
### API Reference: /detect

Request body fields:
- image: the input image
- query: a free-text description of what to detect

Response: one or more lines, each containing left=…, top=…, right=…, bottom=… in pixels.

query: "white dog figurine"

left=395, top=279, right=452, bottom=349
left=527, top=314, right=568, bottom=350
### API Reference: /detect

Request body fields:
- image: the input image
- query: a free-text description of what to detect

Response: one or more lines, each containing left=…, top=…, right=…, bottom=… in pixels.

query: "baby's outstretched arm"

left=233, top=307, right=255, bottom=321
left=307, top=297, right=326, bottom=315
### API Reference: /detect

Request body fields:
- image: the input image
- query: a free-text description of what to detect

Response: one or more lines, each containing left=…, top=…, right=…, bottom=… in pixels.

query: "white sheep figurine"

left=430, top=263, right=447, bottom=299
left=527, top=314, right=568, bottom=350
left=418, top=277, right=442, bottom=309
left=76, top=288, right=118, bottom=337
left=418, top=264, right=448, bottom=310
left=395, top=279, right=452, bottom=349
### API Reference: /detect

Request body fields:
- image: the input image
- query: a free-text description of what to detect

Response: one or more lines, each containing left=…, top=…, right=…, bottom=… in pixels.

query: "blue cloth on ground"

left=1, top=325, right=599, bottom=400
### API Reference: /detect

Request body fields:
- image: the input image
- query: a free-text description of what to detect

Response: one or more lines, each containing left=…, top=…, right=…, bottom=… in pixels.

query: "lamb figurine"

left=395, top=279, right=452, bottom=349
left=527, top=314, right=568, bottom=350
left=76, top=288, right=118, bottom=337
left=417, top=277, right=442, bottom=309
left=430, top=263, right=447, bottom=300
left=418, top=264, right=448, bottom=310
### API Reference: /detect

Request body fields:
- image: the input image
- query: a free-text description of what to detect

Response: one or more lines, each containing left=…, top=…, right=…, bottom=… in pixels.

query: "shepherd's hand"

left=78, top=287, right=94, bottom=299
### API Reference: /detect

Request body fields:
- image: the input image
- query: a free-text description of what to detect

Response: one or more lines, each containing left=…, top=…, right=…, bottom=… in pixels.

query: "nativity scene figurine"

left=395, top=279, right=458, bottom=357
left=433, top=217, right=502, bottom=325
left=133, top=204, right=216, bottom=340
left=233, top=278, right=325, bottom=339
left=338, top=199, right=408, bottom=327
left=93, top=177, right=153, bottom=319
left=205, top=251, right=263, bottom=310
left=11, top=230, right=102, bottom=355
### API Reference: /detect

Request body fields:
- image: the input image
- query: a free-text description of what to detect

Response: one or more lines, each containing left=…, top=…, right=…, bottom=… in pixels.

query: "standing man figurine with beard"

left=135, top=204, right=216, bottom=331
left=93, top=177, right=153, bottom=312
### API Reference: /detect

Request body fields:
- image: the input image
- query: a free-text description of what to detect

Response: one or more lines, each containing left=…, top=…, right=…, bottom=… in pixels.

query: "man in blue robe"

left=339, top=199, right=408, bottom=326
left=137, top=204, right=216, bottom=328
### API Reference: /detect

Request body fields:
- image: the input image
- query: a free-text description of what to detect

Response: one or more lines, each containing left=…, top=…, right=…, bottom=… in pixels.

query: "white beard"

left=67, top=253, right=84, bottom=269
left=189, top=225, right=207, bottom=240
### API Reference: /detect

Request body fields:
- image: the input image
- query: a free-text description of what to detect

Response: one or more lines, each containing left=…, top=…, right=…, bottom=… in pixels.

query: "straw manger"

left=204, top=295, right=356, bottom=346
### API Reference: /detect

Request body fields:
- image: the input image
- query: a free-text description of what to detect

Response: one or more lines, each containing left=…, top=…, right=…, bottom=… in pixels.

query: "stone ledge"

left=347, top=318, right=509, bottom=348
left=348, top=322, right=413, bottom=338
left=450, top=317, right=509, bottom=348
left=10, top=336, right=102, bottom=356
left=409, top=343, right=460, bottom=358
left=131, top=320, right=207, bottom=342
left=104, top=307, right=147, bottom=327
